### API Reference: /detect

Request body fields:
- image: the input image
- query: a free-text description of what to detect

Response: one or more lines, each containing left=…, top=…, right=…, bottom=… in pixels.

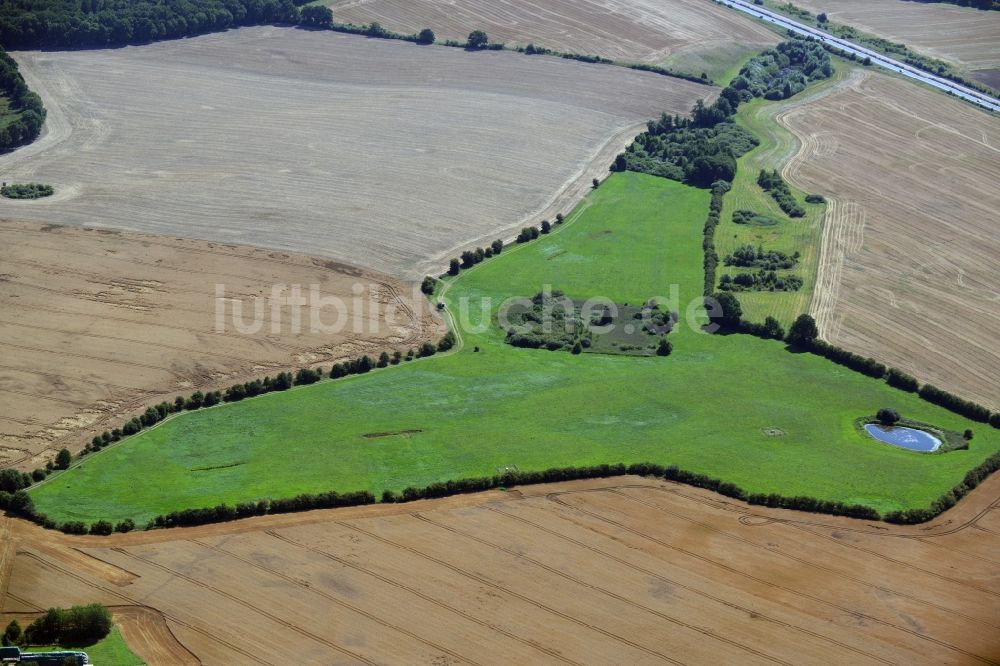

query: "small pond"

left=864, top=423, right=941, bottom=452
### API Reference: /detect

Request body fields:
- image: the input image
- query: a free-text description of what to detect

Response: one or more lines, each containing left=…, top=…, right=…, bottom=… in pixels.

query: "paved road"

left=723, top=0, right=1000, bottom=113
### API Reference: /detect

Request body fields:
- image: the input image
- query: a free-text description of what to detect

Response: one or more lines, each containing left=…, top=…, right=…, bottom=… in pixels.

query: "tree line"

left=757, top=169, right=805, bottom=218
left=9, top=445, right=1000, bottom=532
left=2, top=604, right=111, bottom=648
left=0, top=47, right=45, bottom=154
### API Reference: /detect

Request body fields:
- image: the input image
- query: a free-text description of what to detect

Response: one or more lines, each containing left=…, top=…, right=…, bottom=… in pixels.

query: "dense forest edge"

left=0, top=46, right=44, bottom=153
left=0, top=0, right=710, bottom=84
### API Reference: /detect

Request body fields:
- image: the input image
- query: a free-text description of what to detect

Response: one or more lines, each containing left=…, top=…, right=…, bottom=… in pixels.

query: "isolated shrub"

left=416, top=28, right=435, bottom=44
left=785, top=314, right=818, bottom=347
left=420, top=276, right=437, bottom=295
left=655, top=338, right=673, bottom=356
left=330, top=363, right=347, bottom=379
left=876, top=408, right=900, bottom=425
left=555, top=213, right=565, bottom=224
left=377, top=352, right=390, bottom=368
left=964, top=429, right=974, bottom=440
left=89, top=520, right=113, bottom=536
left=540, top=220, right=551, bottom=234
left=886, top=368, right=919, bottom=392
left=54, top=448, right=71, bottom=470
left=466, top=30, right=488, bottom=49
left=437, top=331, right=456, bottom=352
left=114, top=518, right=135, bottom=533
left=294, top=368, right=321, bottom=385
left=3, top=619, right=22, bottom=646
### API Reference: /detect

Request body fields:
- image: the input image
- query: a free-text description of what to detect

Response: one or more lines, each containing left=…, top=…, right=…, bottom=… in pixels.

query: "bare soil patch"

left=0, top=219, right=443, bottom=470
left=788, top=0, right=1000, bottom=74
left=4, top=474, right=999, bottom=664
left=328, top=0, right=779, bottom=64
left=778, top=69, right=1000, bottom=409
left=970, top=68, right=1000, bottom=91
left=0, top=26, right=714, bottom=280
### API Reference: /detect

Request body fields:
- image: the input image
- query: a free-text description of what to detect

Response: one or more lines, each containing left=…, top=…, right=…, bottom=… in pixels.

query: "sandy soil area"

left=777, top=68, right=1000, bottom=409
left=327, top=0, right=779, bottom=64
left=0, top=26, right=714, bottom=281
left=0, top=220, right=444, bottom=471
left=3, top=474, right=999, bottom=664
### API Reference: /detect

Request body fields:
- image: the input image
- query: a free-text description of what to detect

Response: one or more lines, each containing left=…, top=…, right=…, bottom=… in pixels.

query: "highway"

left=722, top=0, right=1000, bottom=113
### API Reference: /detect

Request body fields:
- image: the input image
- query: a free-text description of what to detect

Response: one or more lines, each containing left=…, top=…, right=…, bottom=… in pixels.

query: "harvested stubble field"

left=0, top=26, right=714, bottom=280
left=327, top=0, right=779, bottom=66
left=5, top=474, right=1000, bottom=664
left=0, top=219, right=443, bottom=471
left=784, top=0, right=1000, bottom=82
left=776, top=68, right=1000, bottom=409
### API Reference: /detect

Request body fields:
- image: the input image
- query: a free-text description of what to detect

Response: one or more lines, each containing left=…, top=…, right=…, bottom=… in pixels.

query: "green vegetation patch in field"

left=29, top=173, right=1000, bottom=526
left=1, top=182, right=53, bottom=199
left=32, top=627, right=144, bottom=666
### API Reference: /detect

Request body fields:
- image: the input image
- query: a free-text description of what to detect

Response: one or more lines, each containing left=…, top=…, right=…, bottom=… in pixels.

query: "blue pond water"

left=864, top=423, right=941, bottom=452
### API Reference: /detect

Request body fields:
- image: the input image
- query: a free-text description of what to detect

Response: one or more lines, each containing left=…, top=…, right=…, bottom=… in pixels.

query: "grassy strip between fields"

left=25, top=172, right=1000, bottom=526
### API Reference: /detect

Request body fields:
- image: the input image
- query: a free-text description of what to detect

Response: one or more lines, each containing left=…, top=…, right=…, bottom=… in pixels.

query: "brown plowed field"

left=4, top=475, right=999, bottom=664
left=778, top=68, right=1000, bottom=409
left=328, top=0, right=779, bottom=64
left=787, top=0, right=1000, bottom=77
left=0, top=219, right=444, bottom=471
left=0, top=26, right=715, bottom=281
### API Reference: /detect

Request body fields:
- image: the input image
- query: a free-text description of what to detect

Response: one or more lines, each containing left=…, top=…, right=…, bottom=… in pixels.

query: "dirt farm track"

left=3, top=475, right=999, bottom=664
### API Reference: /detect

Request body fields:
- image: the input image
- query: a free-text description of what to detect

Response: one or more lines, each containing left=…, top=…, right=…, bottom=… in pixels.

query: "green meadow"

left=30, top=172, right=1000, bottom=525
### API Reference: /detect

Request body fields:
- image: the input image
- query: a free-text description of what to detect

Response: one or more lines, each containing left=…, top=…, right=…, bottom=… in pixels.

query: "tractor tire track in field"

left=335, top=520, right=686, bottom=665
left=109, top=547, right=380, bottom=665
left=483, top=505, right=893, bottom=665
left=410, top=513, right=789, bottom=665
left=14, top=550, right=256, bottom=664
left=546, top=488, right=999, bottom=664
left=603, top=488, right=1000, bottom=631
left=263, top=529, right=583, bottom=665
left=189, top=538, right=480, bottom=666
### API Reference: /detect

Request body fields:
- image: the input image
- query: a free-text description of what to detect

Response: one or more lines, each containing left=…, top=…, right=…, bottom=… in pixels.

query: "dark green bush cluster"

left=733, top=39, right=832, bottom=100
left=0, top=48, right=45, bottom=154
left=886, top=368, right=919, bottom=392
left=732, top=209, right=779, bottom=226
left=1, top=182, right=53, bottom=199
left=808, top=339, right=887, bottom=378
left=725, top=244, right=799, bottom=270
left=719, top=270, right=803, bottom=292
left=757, top=169, right=805, bottom=217
left=616, top=39, right=830, bottom=190
left=20, top=604, right=111, bottom=647
left=504, top=290, right=588, bottom=352
left=804, top=194, right=826, bottom=204
left=447, top=239, right=504, bottom=276
left=148, top=489, right=377, bottom=528
left=738, top=316, right=785, bottom=340
left=0, top=0, right=302, bottom=50
left=702, top=180, right=730, bottom=295
left=560, top=52, right=612, bottom=64
left=618, top=116, right=756, bottom=187
left=918, top=384, right=991, bottom=422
